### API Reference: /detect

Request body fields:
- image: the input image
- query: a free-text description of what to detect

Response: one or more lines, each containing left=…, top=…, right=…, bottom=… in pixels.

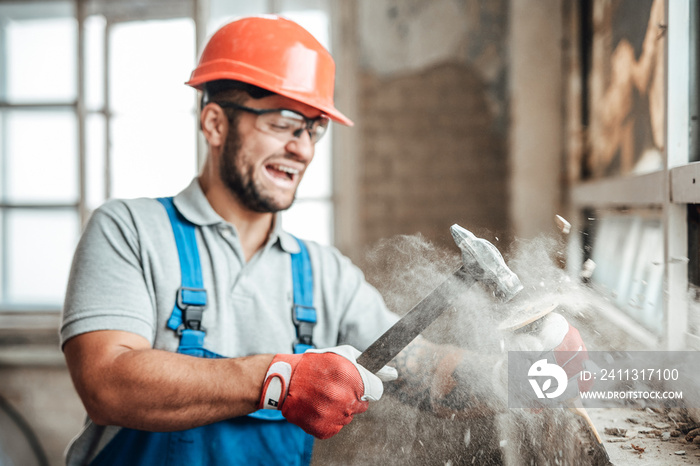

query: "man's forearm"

left=64, top=330, right=273, bottom=431
left=96, top=349, right=272, bottom=430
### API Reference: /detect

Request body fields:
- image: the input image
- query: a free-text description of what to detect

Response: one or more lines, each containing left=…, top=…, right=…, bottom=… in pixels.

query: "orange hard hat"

left=186, top=15, right=353, bottom=126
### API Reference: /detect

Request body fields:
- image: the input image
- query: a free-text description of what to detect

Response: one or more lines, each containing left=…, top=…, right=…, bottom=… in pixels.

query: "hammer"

left=357, top=224, right=613, bottom=465
left=357, top=224, right=522, bottom=373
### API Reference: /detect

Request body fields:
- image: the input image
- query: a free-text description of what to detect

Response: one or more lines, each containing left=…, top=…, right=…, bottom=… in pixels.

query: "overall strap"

left=157, top=195, right=316, bottom=355
left=157, top=197, right=208, bottom=348
left=291, top=238, right=316, bottom=354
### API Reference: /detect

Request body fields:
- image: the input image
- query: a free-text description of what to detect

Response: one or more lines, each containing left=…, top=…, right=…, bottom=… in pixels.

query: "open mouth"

left=265, top=163, right=300, bottom=185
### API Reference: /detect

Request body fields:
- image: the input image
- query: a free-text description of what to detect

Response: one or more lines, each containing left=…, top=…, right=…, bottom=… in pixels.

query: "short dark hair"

left=201, top=80, right=274, bottom=107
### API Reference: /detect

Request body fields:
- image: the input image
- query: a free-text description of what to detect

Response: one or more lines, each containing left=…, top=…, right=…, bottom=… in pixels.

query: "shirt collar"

left=173, top=178, right=301, bottom=254
left=272, top=218, right=302, bottom=254
left=173, top=178, right=224, bottom=227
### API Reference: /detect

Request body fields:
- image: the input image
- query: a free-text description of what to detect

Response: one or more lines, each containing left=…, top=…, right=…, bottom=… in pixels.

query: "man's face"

left=218, top=95, right=320, bottom=213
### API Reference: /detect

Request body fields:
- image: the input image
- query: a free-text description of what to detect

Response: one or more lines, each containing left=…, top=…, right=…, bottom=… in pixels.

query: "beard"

left=219, top=125, right=296, bottom=213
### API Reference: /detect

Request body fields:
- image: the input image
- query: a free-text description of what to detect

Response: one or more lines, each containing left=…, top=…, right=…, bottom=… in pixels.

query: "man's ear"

left=201, top=103, right=228, bottom=148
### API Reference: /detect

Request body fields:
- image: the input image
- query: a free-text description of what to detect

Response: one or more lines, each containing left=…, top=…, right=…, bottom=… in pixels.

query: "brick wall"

left=357, top=62, right=511, bottom=252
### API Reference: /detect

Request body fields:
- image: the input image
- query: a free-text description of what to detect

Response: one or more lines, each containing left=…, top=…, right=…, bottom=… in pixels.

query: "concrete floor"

left=589, top=406, right=700, bottom=465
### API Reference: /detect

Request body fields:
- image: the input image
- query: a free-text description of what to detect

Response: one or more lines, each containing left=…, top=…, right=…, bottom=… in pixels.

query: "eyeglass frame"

left=212, top=101, right=330, bottom=144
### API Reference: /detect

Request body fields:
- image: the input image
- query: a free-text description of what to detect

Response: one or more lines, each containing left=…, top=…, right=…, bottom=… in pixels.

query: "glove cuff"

left=259, top=354, right=300, bottom=410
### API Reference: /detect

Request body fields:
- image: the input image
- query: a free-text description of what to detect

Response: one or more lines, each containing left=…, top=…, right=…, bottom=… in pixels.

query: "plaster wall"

left=509, top=0, right=565, bottom=241
left=354, top=0, right=513, bottom=253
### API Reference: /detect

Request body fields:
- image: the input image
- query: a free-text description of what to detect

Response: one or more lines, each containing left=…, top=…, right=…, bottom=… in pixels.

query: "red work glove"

left=552, top=322, right=592, bottom=391
left=510, top=312, right=592, bottom=396
left=259, top=345, right=397, bottom=439
left=539, top=313, right=591, bottom=393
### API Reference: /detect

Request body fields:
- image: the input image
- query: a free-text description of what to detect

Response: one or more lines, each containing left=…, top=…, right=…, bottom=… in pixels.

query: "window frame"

left=0, top=0, right=198, bottom=321
left=568, top=0, right=693, bottom=350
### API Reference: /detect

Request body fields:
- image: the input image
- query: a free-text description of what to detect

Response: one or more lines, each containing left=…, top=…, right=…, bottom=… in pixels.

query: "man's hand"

left=259, top=345, right=397, bottom=439
left=507, top=312, right=593, bottom=408
left=509, top=312, right=591, bottom=392
left=376, top=310, right=592, bottom=423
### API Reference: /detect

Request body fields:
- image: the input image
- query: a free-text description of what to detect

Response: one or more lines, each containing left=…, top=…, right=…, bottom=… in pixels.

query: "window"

left=567, top=0, right=693, bottom=349
left=0, top=0, right=197, bottom=311
left=587, top=210, right=663, bottom=331
left=106, top=18, right=196, bottom=200
left=0, top=1, right=79, bottom=309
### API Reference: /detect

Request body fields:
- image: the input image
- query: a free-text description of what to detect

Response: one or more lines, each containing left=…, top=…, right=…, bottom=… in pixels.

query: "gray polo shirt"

left=60, top=178, right=397, bottom=464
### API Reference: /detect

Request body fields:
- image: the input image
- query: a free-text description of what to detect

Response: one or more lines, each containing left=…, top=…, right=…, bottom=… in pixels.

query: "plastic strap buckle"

left=176, top=287, right=207, bottom=334
left=292, top=304, right=316, bottom=351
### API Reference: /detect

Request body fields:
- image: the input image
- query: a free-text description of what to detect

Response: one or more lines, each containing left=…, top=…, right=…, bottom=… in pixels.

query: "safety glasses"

left=214, top=101, right=330, bottom=144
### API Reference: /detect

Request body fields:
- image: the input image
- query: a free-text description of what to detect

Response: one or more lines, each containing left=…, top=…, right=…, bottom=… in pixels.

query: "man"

left=62, top=16, right=585, bottom=465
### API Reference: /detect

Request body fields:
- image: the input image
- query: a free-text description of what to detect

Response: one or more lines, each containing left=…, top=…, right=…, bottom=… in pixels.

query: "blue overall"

left=89, top=197, right=316, bottom=465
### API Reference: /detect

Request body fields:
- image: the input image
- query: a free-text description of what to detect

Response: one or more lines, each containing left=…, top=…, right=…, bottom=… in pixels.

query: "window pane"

left=588, top=211, right=663, bottom=332
left=2, top=110, right=78, bottom=203
left=282, top=200, right=332, bottom=245
left=85, top=15, right=106, bottom=111
left=2, top=2, right=77, bottom=103
left=86, top=113, right=106, bottom=210
left=111, top=113, right=197, bottom=199
left=109, top=19, right=195, bottom=114
left=280, top=7, right=330, bottom=49
left=3, top=209, right=79, bottom=307
left=0, top=213, right=3, bottom=303
left=208, top=2, right=330, bottom=48
left=296, top=130, right=332, bottom=198
left=208, top=1, right=267, bottom=32
left=108, top=18, right=198, bottom=200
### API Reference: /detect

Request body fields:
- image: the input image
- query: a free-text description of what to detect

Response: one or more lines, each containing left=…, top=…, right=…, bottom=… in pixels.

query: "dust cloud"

left=313, top=232, right=606, bottom=465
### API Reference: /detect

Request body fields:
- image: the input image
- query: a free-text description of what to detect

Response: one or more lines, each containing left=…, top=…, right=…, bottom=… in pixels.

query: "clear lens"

left=215, top=101, right=330, bottom=144
left=262, top=110, right=305, bottom=134
left=313, top=120, right=329, bottom=142
left=258, top=110, right=329, bottom=143
left=312, top=118, right=329, bottom=142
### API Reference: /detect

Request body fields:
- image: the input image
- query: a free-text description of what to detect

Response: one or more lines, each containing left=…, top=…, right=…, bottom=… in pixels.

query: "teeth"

left=271, top=164, right=299, bottom=175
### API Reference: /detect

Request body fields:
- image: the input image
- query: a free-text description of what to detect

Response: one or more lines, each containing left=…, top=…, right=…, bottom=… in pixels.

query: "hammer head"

left=450, top=224, right=523, bottom=302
